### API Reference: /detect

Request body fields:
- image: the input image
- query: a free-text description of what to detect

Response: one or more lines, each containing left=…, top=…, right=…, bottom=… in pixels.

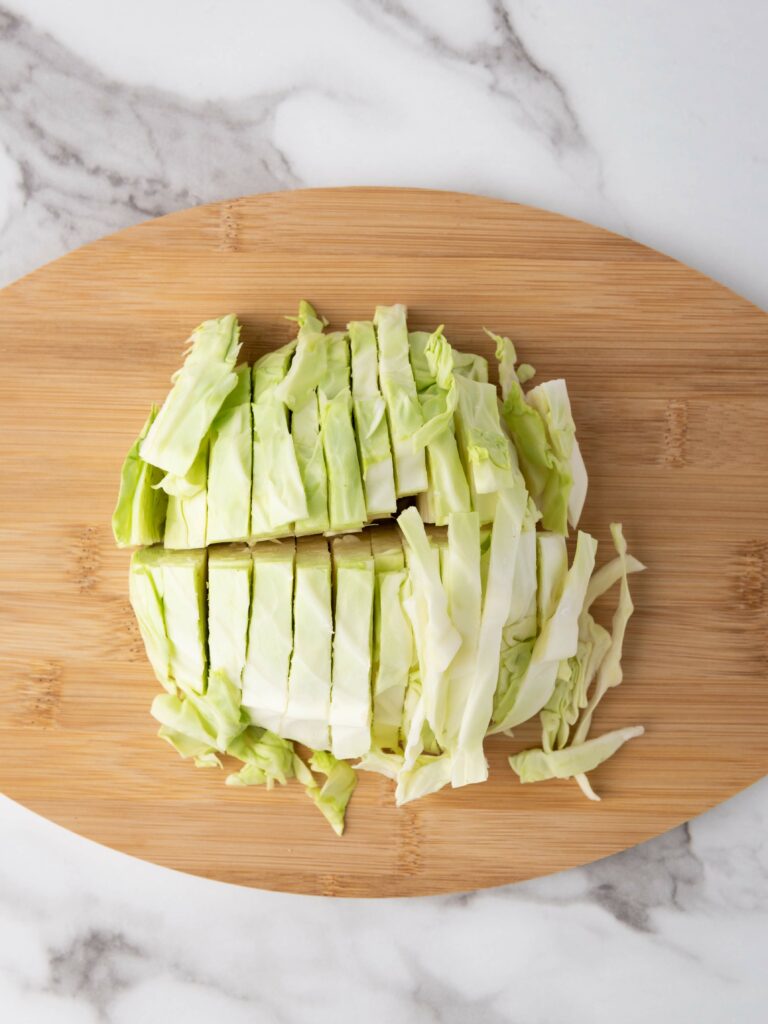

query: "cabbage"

left=320, top=332, right=367, bottom=533
left=527, top=379, right=587, bottom=531
left=374, top=304, right=427, bottom=496
left=409, top=328, right=470, bottom=525
left=494, top=331, right=573, bottom=535
left=441, top=511, right=482, bottom=749
left=304, top=750, right=358, bottom=836
left=186, top=668, right=247, bottom=751
left=112, top=407, right=168, bottom=547
left=281, top=536, right=333, bottom=749
left=292, top=391, right=330, bottom=536
left=161, top=548, right=208, bottom=696
left=397, top=507, right=461, bottom=757
left=163, top=438, right=208, bottom=549
left=251, top=341, right=307, bottom=539
left=349, top=320, right=397, bottom=518
left=329, top=535, right=375, bottom=759
left=129, top=547, right=172, bottom=692
left=509, top=725, right=644, bottom=787
left=572, top=524, right=639, bottom=747
left=454, top=374, right=514, bottom=497
left=207, top=545, right=252, bottom=691
left=241, top=539, right=295, bottom=734
left=453, top=349, right=488, bottom=383
left=206, top=365, right=252, bottom=543
left=452, top=485, right=527, bottom=787
left=140, top=314, right=241, bottom=477
left=274, top=300, right=328, bottom=410
left=491, top=530, right=598, bottom=733
left=226, top=727, right=297, bottom=788
left=396, top=752, right=453, bottom=806
left=369, top=528, right=412, bottom=752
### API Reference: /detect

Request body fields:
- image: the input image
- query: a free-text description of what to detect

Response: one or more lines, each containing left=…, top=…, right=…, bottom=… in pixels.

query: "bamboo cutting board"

left=1, top=188, right=767, bottom=897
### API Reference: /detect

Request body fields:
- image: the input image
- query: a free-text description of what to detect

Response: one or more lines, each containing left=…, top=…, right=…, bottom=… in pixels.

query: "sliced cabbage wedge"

left=320, top=332, right=367, bottom=533
left=409, top=328, right=470, bottom=526
left=274, top=300, right=328, bottom=410
left=129, top=547, right=172, bottom=693
left=349, top=319, right=397, bottom=518
left=374, top=304, right=427, bottom=497
left=369, top=527, right=412, bottom=752
left=206, top=364, right=252, bottom=543
left=163, top=438, right=208, bottom=549
left=250, top=341, right=307, bottom=540
left=329, top=535, right=375, bottom=759
left=292, top=391, right=329, bottom=536
left=140, top=314, right=241, bottom=477
left=112, top=406, right=168, bottom=547
left=452, top=485, right=527, bottom=787
left=161, top=548, right=208, bottom=696
left=241, top=538, right=295, bottom=734
left=397, top=507, right=461, bottom=759
left=207, top=545, right=252, bottom=692
left=281, top=536, right=333, bottom=750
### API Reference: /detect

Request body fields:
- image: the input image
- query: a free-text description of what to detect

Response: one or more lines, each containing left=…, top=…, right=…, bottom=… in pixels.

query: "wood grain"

left=0, top=187, right=767, bottom=897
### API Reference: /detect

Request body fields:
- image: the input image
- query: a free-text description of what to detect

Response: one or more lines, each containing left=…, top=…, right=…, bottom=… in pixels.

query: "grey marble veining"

left=1, top=1, right=767, bottom=1020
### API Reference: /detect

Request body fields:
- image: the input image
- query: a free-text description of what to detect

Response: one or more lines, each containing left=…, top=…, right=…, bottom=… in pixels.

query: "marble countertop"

left=1, top=2, right=767, bottom=1020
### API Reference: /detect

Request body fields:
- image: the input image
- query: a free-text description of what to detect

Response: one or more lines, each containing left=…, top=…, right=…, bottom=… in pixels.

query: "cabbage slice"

left=163, top=438, right=208, bottom=549
left=452, top=485, right=527, bottom=787
left=329, top=535, right=375, bottom=759
left=369, top=527, right=412, bottom=752
left=207, top=545, right=252, bottom=692
left=349, top=320, right=397, bottom=518
left=374, top=304, right=427, bottom=496
left=281, top=536, right=333, bottom=750
left=206, top=364, right=252, bottom=543
left=320, top=332, right=367, bottom=533
left=112, top=406, right=168, bottom=547
left=409, top=328, right=471, bottom=526
left=161, top=548, right=208, bottom=696
left=250, top=340, right=307, bottom=539
left=140, top=314, right=241, bottom=477
left=491, top=530, right=598, bottom=733
left=304, top=750, right=358, bottom=836
left=509, top=725, right=644, bottom=786
left=129, top=547, right=172, bottom=693
left=241, top=538, right=295, bottom=734
left=274, top=300, right=328, bottom=411
left=397, top=508, right=461, bottom=759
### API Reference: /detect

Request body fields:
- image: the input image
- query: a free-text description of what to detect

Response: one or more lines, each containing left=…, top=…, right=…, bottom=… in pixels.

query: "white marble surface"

left=1, top=1, right=767, bottom=1020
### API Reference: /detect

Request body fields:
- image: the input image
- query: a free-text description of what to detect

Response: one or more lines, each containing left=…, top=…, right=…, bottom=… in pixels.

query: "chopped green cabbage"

left=304, top=750, right=358, bottom=836
left=206, top=364, right=252, bottom=543
left=140, top=314, right=241, bottom=477
left=369, top=528, right=412, bottom=752
left=161, top=548, right=208, bottom=696
left=129, top=547, right=172, bottom=692
left=282, top=536, right=333, bottom=750
left=374, top=304, right=427, bottom=496
left=112, top=407, right=168, bottom=547
left=241, top=539, right=295, bottom=734
left=163, top=438, right=208, bottom=549
left=251, top=341, right=307, bottom=539
left=320, top=332, right=367, bottom=533
left=207, top=545, right=252, bottom=691
left=509, top=725, right=644, bottom=787
left=349, top=320, right=397, bottom=518
left=329, top=535, right=375, bottom=759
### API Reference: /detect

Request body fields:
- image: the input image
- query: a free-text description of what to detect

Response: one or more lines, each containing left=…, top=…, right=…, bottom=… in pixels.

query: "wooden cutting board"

left=1, top=188, right=767, bottom=897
